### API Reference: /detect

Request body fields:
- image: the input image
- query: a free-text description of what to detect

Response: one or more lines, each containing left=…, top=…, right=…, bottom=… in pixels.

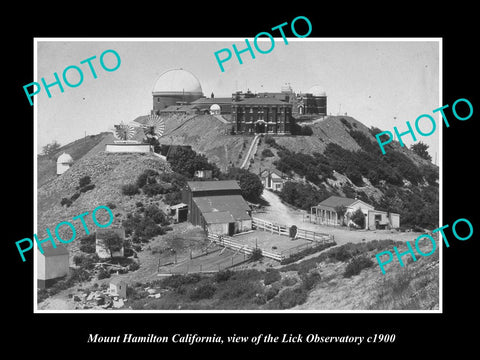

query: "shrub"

left=128, top=261, right=140, bottom=271
left=264, top=269, right=281, bottom=285
left=265, top=286, right=280, bottom=300
left=281, top=277, right=297, bottom=287
left=122, top=183, right=139, bottom=196
left=261, top=148, right=274, bottom=157
left=250, top=248, right=263, bottom=261
left=289, top=225, right=297, bottom=238
left=106, top=202, right=116, bottom=209
left=264, top=135, right=277, bottom=147
left=350, top=209, right=366, bottom=228
left=189, top=284, right=216, bottom=301
left=301, top=271, right=321, bottom=291
left=143, top=183, right=166, bottom=197
left=60, top=197, right=72, bottom=207
left=343, top=255, right=374, bottom=278
left=97, top=268, right=111, bottom=280
left=214, top=270, right=234, bottom=283
left=79, top=243, right=96, bottom=254
left=80, top=183, right=95, bottom=193
left=80, top=234, right=96, bottom=245
left=136, top=170, right=159, bottom=189
left=70, top=192, right=81, bottom=201
left=162, top=274, right=201, bottom=290
left=268, top=287, right=308, bottom=309
left=78, top=175, right=91, bottom=188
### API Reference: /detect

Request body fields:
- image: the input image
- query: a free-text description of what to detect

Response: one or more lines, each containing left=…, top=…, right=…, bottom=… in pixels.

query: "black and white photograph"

left=7, top=6, right=478, bottom=355
left=34, top=39, right=440, bottom=312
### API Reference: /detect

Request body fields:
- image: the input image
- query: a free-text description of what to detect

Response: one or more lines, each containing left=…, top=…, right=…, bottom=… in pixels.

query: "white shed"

left=37, top=244, right=70, bottom=289
left=56, top=152, right=73, bottom=175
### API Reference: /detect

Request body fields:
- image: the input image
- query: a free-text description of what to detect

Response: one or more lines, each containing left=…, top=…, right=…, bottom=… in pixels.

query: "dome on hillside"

left=57, top=152, right=73, bottom=164
left=308, top=85, right=327, bottom=97
left=152, top=68, right=203, bottom=95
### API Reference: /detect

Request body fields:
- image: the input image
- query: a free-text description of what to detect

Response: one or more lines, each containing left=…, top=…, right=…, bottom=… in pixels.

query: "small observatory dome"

left=56, top=152, right=73, bottom=175
left=209, top=104, right=221, bottom=115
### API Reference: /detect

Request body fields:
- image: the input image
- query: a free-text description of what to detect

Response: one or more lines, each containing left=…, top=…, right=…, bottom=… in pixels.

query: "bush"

left=264, top=269, right=281, bottom=285
left=301, top=271, right=321, bottom=291
left=70, top=192, right=81, bottom=201
left=106, top=202, right=117, bottom=210
left=60, top=197, right=72, bottom=207
left=261, top=148, right=274, bottom=157
left=97, top=268, right=111, bottom=280
left=214, top=270, right=234, bottom=283
left=80, top=183, right=95, bottom=193
left=343, top=255, right=374, bottom=278
left=162, top=274, right=201, bottom=290
left=281, top=277, right=297, bottom=287
left=122, top=183, right=139, bottom=196
left=265, top=286, right=280, bottom=301
left=79, top=243, right=96, bottom=254
left=78, top=176, right=91, bottom=188
left=350, top=209, right=366, bottom=228
left=268, top=287, right=308, bottom=309
left=143, top=183, right=166, bottom=197
left=189, top=284, right=216, bottom=301
left=250, top=248, right=263, bottom=261
left=128, top=261, right=140, bottom=271
left=289, top=225, right=297, bottom=238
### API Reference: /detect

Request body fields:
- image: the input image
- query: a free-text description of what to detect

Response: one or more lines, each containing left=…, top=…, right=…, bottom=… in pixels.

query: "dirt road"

left=256, top=190, right=422, bottom=246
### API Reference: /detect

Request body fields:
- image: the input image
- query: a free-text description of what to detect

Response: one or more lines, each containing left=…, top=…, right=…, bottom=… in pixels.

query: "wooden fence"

left=252, top=217, right=334, bottom=244
left=208, top=233, right=284, bottom=261
left=252, top=217, right=290, bottom=236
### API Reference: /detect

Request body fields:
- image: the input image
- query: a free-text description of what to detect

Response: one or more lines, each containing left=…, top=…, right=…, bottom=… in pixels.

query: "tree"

left=224, top=167, right=263, bottom=202
left=411, top=142, right=432, bottom=162
left=42, top=140, right=61, bottom=158
left=101, top=231, right=124, bottom=258
left=350, top=209, right=365, bottom=229
left=334, top=205, right=347, bottom=226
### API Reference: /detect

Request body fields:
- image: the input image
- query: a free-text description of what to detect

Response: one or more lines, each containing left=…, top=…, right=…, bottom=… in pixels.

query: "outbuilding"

left=109, top=278, right=127, bottom=298
left=37, top=244, right=70, bottom=289
left=56, top=152, right=73, bottom=175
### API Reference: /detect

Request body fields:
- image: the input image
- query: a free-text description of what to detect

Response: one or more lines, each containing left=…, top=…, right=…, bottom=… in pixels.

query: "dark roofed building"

left=183, top=180, right=252, bottom=235
left=232, top=97, right=293, bottom=135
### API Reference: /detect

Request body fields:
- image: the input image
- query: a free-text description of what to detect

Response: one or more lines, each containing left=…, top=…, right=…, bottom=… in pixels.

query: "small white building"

left=209, top=104, right=221, bottom=115
left=37, top=244, right=70, bottom=289
left=259, top=169, right=289, bottom=192
left=56, top=152, right=73, bottom=175
left=109, top=278, right=127, bottom=298
left=311, top=196, right=400, bottom=230
left=96, top=228, right=125, bottom=259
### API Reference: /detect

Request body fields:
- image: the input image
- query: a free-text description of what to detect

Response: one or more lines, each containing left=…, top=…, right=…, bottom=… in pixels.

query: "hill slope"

left=37, top=151, right=172, bottom=252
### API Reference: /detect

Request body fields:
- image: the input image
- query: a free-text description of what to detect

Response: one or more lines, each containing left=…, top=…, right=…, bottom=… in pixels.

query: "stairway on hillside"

left=240, top=134, right=261, bottom=170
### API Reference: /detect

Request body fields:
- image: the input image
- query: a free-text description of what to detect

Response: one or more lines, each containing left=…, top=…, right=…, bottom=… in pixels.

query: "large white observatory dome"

left=152, top=68, right=203, bottom=96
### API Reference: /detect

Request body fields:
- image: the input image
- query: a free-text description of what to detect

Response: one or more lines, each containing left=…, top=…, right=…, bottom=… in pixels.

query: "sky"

left=36, top=38, right=440, bottom=160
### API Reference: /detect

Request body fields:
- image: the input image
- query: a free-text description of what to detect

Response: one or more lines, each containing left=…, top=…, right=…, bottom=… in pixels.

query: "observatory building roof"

left=57, top=152, right=73, bottom=164
left=308, top=85, right=327, bottom=97
left=152, top=68, right=203, bottom=96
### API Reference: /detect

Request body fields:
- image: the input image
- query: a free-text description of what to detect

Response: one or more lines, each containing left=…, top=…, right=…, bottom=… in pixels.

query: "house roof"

left=314, top=196, right=361, bottom=211
left=169, top=203, right=188, bottom=210
left=187, top=180, right=240, bottom=192
left=193, top=195, right=251, bottom=222
left=203, top=211, right=236, bottom=224
left=110, top=277, right=126, bottom=286
left=38, top=244, right=69, bottom=257
left=191, top=97, right=232, bottom=105
left=259, top=168, right=287, bottom=179
left=234, top=97, right=290, bottom=106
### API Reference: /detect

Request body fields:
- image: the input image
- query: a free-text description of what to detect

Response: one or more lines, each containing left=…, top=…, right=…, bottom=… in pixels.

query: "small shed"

left=37, top=244, right=70, bottom=289
left=56, top=152, right=73, bottom=175
left=96, top=227, right=125, bottom=259
left=168, top=203, right=188, bottom=223
left=109, top=278, right=127, bottom=298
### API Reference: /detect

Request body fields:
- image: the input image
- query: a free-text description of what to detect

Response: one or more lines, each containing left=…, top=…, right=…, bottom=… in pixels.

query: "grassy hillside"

left=37, top=151, right=172, bottom=256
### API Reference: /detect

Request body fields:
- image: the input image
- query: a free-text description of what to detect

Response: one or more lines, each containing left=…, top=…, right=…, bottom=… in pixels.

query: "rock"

left=154, top=293, right=161, bottom=299
left=113, top=299, right=124, bottom=308
left=87, top=292, right=96, bottom=301
left=147, top=288, right=156, bottom=294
